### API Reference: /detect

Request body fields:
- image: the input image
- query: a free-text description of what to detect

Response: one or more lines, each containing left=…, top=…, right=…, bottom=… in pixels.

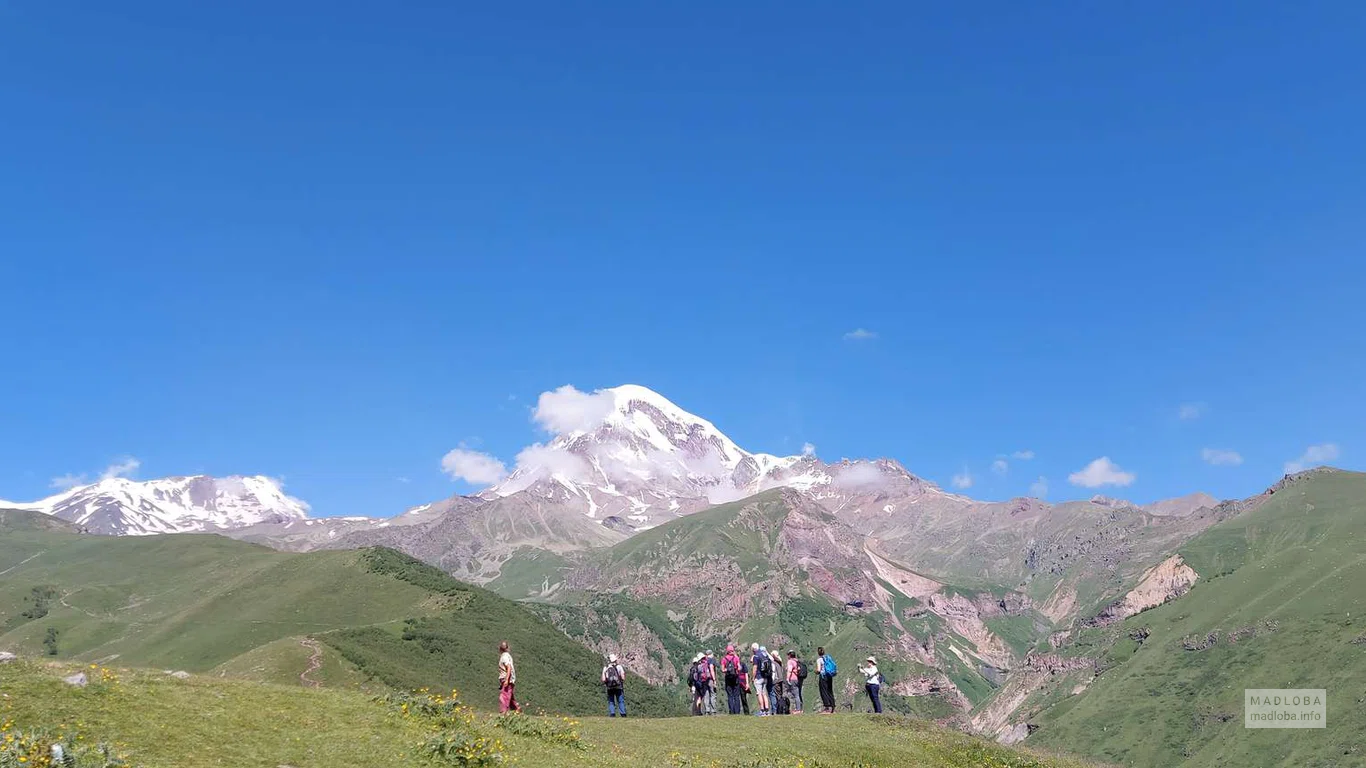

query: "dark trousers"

left=866, top=683, right=883, bottom=714
left=607, top=688, right=625, bottom=716
left=725, top=683, right=742, bottom=714
left=740, top=688, right=750, bottom=714
left=819, top=675, right=836, bottom=711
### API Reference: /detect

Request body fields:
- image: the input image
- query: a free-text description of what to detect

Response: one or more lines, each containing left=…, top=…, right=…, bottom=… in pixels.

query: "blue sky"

left=2, top=1, right=1362, bottom=516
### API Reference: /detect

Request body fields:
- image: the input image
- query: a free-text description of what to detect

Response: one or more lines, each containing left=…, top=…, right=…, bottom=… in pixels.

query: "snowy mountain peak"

left=8, top=475, right=310, bottom=535
left=484, top=384, right=944, bottom=528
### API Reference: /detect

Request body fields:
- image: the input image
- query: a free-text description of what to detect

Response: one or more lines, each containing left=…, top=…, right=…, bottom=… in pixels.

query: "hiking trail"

left=299, top=637, right=324, bottom=688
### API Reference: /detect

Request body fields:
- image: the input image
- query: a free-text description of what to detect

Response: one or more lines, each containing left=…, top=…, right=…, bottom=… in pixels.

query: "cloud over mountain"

left=1068, top=457, right=1136, bottom=488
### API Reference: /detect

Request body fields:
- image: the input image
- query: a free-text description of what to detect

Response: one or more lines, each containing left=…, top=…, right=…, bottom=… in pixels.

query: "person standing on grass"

left=786, top=650, right=805, bottom=714
left=816, top=646, right=837, bottom=713
left=602, top=653, right=627, bottom=717
left=738, top=658, right=752, bottom=715
left=703, top=650, right=720, bottom=715
left=750, top=643, right=771, bottom=715
left=497, top=641, right=520, bottom=713
left=721, top=644, right=744, bottom=715
left=858, top=655, right=883, bottom=714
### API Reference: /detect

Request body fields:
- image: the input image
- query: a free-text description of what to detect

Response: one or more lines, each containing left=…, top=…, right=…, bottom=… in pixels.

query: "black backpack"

left=605, top=664, right=623, bottom=690
left=759, top=655, right=774, bottom=681
left=795, top=659, right=808, bottom=681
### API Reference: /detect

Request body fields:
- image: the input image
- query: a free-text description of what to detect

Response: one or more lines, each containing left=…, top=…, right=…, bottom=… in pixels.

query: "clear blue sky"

left=2, top=1, right=1362, bottom=516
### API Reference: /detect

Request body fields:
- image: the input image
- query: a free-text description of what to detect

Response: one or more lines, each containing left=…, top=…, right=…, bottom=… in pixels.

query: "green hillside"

left=0, top=658, right=1091, bottom=768
left=495, top=491, right=992, bottom=717
left=1025, top=470, right=1366, bottom=766
left=0, top=515, right=677, bottom=717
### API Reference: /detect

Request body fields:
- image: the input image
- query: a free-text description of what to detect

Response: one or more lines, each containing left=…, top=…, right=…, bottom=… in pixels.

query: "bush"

left=376, top=689, right=505, bottom=767
left=491, top=711, right=584, bottom=750
left=0, top=723, right=128, bottom=768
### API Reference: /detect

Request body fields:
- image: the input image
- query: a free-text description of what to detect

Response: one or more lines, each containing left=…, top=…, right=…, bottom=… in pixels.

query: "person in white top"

left=857, top=655, right=883, bottom=714
left=602, top=653, right=627, bottom=717
left=498, top=640, right=520, bottom=713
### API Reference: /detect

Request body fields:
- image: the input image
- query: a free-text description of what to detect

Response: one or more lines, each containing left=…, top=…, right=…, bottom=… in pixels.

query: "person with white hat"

left=602, top=653, right=627, bottom=717
left=857, top=655, right=883, bottom=714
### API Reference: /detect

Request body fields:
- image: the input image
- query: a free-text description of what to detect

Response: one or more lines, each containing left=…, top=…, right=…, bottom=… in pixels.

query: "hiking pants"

left=704, top=684, right=717, bottom=714
left=607, top=688, right=625, bottom=717
left=740, top=688, right=750, bottom=715
left=725, top=683, right=742, bottom=714
left=499, top=682, right=519, bottom=713
left=866, top=683, right=882, bottom=714
left=819, top=675, right=836, bottom=711
left=792, top=680, right=804, bottom=712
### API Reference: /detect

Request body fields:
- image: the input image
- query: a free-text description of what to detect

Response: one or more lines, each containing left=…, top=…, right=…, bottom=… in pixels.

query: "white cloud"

left=50, top=456, right=142, bottom=490
left=100, top=456, right=141, bottom=481
left=440, top=445, right=508, bottom=485
left=532, top=385, right=615, bottom=435
left=801, top=442, right=817, bottom=457
left=1201, top=448, right=1244, bottom=467
left=1012, top=450, right=1035, bottom=461
left=397, top=477, right=412, bottom=484
left=1284, top=443, right=1340, bottom=474
left=1068, top=457, right=1136, bottom=488
left=1178, top=403, right=1206, bottom=420
left=1029, top=476, right=1049, bottom=499
left=513, top=443, right=593, bottom=482
left=831, top=462, right=888, bottom=491
left=991, top=459, right=1009, bottom=475
left=842, top=328, right=878, bottom=341
left=49, top=473, right=87, bottom=490
left=951, top=468, right=974, bottom=489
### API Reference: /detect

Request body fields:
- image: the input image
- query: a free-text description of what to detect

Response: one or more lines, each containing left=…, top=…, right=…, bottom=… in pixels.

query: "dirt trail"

left=299, top=637, right=324, bottom=688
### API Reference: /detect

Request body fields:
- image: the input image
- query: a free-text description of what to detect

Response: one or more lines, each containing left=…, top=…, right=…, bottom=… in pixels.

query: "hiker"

left=721, top=644, right=744, bottom=714
left=858, top=655, right=883, bottom=714
left=602, top=653, right=626, bottom=717
left=497, top=641, right=520, bottom=713
left=787, top=650, right=806, bottom=714
left=738, top=657, right=752, bottom=715
left=750, top=643, right=771, bottom=715
left=768, top=645, right=788, bottom=715
left=816, top=646, right=837, bottom=713
left=688, top=653, right=708, bottom=715
left=703, top=650, right=720, bottom=715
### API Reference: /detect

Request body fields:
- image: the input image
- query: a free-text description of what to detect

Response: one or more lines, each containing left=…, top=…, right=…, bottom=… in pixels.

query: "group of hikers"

left=498, top=640, right=886, bottom=718
left=683, top=644, right=883, bottom=717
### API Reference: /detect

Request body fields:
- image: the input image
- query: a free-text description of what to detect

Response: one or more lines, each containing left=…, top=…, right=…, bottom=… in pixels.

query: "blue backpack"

left=823, top=655, right=837, bottom=676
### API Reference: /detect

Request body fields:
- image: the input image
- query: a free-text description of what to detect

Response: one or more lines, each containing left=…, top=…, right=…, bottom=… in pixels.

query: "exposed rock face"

left=1089, top=555, right=1198, bottom=626
left=0, top=651, right=16, bottom=664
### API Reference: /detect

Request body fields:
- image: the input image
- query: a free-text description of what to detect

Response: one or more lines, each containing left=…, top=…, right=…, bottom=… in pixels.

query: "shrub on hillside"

left=0, top=723, right=128, bottom=768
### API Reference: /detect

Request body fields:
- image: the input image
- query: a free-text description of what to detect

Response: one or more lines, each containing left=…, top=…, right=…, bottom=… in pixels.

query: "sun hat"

left=608, top=653, right=618, bottom=663
left=866, top=655, right=877, bottom=663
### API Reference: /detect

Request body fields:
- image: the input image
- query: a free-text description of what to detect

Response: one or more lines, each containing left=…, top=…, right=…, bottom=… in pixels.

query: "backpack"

left=605, top=664, right=623, bottom=690
left=759, top=655, right=774, bottom=682
left=698, top=660, right=713, bottom=683
left=795, top=659, right=808, bottom=681
left=689, top=663, right=702, bottom=689
left=822, top=655, right=837, bottom=677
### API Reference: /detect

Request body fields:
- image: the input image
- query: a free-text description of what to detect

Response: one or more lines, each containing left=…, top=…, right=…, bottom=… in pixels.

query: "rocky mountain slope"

left=2, top=475, right=310, bottom=535
left=989, top=468, right=1365, bottom=767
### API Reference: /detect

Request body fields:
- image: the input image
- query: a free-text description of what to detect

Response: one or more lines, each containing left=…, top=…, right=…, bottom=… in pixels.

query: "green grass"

left=1028, top=470, right=1366, bottom=767
left=0, top=517, right=682, bottom=716
left=0, top=659, right=1092, bottom=768
left=0, top=526, right=448, bottom=670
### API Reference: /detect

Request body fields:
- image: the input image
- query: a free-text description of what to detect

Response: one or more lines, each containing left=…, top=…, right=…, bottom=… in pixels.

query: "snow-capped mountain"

left=480, top=384, right=956, bottom=528
left=4, top=475, right=311, bottom=535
